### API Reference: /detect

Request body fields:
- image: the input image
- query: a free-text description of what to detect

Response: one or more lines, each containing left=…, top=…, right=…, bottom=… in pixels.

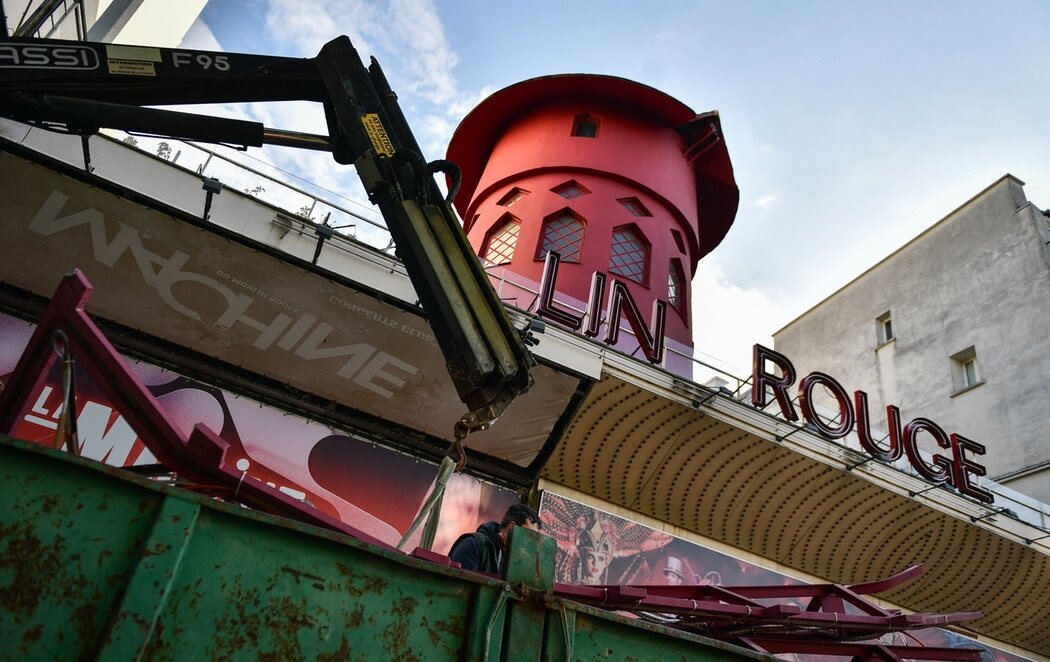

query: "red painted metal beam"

left=0, top=270, right=398, bottom=551
left=553, top=566, right=983, bottom=660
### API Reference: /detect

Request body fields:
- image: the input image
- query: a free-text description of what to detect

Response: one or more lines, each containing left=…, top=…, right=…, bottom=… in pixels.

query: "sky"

left=178, top=0, right=1050, bottom=378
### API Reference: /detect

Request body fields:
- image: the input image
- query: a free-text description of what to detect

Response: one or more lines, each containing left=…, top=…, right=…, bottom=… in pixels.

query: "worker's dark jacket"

left=449, top=521, right=503, bottom=573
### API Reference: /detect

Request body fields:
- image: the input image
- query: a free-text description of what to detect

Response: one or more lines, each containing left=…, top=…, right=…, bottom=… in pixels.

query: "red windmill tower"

left=448, top=75, right=739, bottom=369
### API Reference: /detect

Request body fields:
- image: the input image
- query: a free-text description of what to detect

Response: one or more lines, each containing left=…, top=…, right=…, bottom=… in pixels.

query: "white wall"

left=774, top=176, right=1050, bottom=491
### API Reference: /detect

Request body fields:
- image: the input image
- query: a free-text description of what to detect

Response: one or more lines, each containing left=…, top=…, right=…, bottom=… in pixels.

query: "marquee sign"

left=0, top=148, right=580, bottom=466
left=752, top=344, right=992, bottom=504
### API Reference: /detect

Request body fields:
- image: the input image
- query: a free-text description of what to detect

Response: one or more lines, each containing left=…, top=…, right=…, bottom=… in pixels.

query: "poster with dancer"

left=538, top=491, right=1028, bottom=662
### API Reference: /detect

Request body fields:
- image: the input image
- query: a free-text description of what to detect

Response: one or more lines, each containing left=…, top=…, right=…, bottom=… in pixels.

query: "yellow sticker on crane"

left=361, top=113, right=394, bottom=157
left=107, top=59, right=155, bottom=76
left=105, top=45, right=162, bottom=62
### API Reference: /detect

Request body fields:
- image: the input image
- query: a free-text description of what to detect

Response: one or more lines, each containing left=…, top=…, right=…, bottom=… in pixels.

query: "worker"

left=448, top=504, right=542, bottom=574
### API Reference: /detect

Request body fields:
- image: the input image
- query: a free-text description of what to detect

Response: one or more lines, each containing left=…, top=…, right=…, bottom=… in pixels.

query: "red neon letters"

left=752, top=344, right=992, bottom=504
left=536, top=251, right=666, bottom=363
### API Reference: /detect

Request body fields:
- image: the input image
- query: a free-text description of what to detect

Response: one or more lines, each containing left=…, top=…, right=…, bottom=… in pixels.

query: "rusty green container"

left=0, top=435, right=766, bottom=661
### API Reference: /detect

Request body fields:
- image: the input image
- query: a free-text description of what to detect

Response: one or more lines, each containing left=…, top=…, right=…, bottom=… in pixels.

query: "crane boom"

left=0, top=35, right=535, bottom=432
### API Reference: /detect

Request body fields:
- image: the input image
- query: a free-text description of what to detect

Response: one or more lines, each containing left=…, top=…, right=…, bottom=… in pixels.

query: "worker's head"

left=500, top=504, right=542, bottom=539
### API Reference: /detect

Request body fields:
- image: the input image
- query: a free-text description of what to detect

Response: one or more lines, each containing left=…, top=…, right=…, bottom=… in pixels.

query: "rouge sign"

left=751, top=344, right=993, bottom=504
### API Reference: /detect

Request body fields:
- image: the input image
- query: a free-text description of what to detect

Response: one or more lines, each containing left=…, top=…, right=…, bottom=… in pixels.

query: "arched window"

left=609, top=226, right=649, bottom=284
left=668, top=260, right=686, bottom=315
left=538, top=211, right=585, bottom=262
left=483, top=216, right=520, bottom=265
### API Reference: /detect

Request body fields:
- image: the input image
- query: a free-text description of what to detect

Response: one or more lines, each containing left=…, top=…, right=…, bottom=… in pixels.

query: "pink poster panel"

left=0, top=312, right=517, bottom=550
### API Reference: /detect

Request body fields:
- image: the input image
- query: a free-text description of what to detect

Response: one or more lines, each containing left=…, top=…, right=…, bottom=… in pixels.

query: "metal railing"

left=9, top=0, right=86, bottom=39
left=115, top=133, right=393, bottom=248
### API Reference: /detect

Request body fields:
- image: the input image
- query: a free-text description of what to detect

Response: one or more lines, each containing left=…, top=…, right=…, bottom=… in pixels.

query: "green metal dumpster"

left=0, top=434, right=766, bottom=661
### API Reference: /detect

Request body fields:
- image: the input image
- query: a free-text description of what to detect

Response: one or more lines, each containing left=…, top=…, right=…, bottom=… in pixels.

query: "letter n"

left=604, top=280, right=665, bottom=363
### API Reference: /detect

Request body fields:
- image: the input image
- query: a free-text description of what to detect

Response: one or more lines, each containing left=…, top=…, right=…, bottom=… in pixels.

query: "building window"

left=609, top=225, right=649, bottom=285
left=669, top=228, right=686, bottom=254
left=497, top=187, right=529, bottom=207
left=483, top=216, right=520, bottom=265
left=963, top=359, right=978, bottom=386
left=876, top=311, right=894, bottom=345
left=950, top=346, right=982, bottom=393
left=538, top=211, right=585, bottom=262
left=572, top=113, right=600, bottom=138
left=667, top=260, right=686, bottom=315
left=552, top=180, right=590, bottom=200
left=618, top=197, right=652, bottom=217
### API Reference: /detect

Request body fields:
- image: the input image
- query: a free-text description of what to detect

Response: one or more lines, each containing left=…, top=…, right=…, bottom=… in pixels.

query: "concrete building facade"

left=3, top=0, right=205, bottom=44
left=773, top=175, right=1050, bottom=503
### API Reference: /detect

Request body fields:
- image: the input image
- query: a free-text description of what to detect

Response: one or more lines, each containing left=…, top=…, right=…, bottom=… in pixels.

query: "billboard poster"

left=0, top=312, right=518, bottom=550
left=0, top=149, right=580, bottom=466
left=538, top=491, right=1028, bottom=662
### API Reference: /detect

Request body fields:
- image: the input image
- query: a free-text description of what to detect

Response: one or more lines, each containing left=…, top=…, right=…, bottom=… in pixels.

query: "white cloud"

left=752, top=193, right=779, bottom=209
left=690, top=260, right=796, bottom=380
left=264, top=0, right=344, bottom=54
left=257, top=0, right=475, bottom=168
left=449, top=85, right=495, bottom=119
left=264, top=0, right=458, bottom=105
left=178, top=16, right=222, bottom=50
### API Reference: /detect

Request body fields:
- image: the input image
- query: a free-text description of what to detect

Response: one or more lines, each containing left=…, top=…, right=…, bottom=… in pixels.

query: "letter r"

left=752, top=344, right=798, bottom=421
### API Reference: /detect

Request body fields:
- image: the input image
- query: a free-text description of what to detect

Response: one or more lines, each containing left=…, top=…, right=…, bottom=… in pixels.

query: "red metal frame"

left=0, top=270, right=397, bottom=551
left=554, top=565, right=982, bottom=660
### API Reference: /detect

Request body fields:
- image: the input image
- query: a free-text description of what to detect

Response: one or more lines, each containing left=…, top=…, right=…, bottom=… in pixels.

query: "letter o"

left=798, top=371, right=854, bottom=439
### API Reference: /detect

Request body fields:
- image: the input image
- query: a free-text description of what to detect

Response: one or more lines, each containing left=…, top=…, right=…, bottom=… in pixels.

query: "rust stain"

left=347, top=604, right=364, bottom=629
left=423, top=617, right=441, bottom=646
left=335, top=561, right=354, bottom=577
left=316, top=634, right=353, bottom=661
left=424, top=610, right=468, bottom=658
left=137, top=618, right=167, bottom=661
left=383, top=615, right=409, bottom=657
left=392, top=595, right=419, bottom=618
left=0, top=519, right=114, bottom=656
left=432, top=614, right=464, bottom=639
left=381, top=595, right=422, bottom=660
left=40, top=495, right=59, bottom=514
left=334, top=562, right=367, bottom=597
left=22, top=623, right=43, bottom=644
left=0, top=521, right=64, bottom=615
left=280, top=565, right=325, bottom=587
left=130, top=612, right=151, bottom=632
left=208, top=579, right=316, bottom=661
left=72, top=603, right=97, bottom=652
